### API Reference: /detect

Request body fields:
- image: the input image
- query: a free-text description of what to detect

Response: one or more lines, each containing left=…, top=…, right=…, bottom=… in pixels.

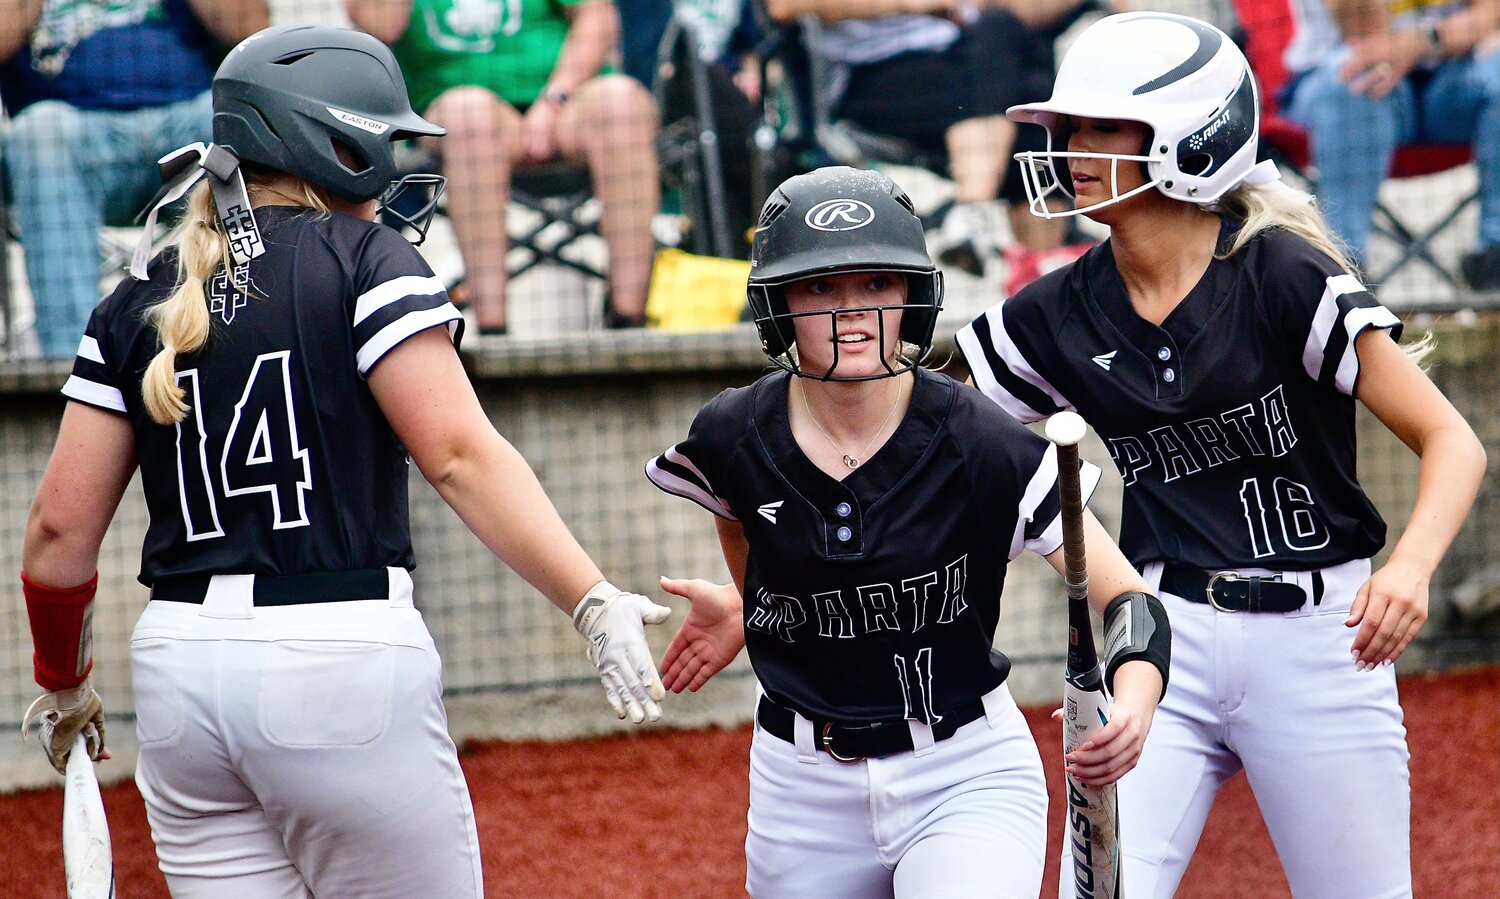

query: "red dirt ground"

left=1, top=666, right=1494, bottom=898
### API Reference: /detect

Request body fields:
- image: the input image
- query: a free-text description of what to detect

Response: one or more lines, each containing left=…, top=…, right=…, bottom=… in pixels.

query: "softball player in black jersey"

left=19, top=25, right=670, bottom=898
left=645, top=166, right=1172, bottom=899
left=958, top=13, right=1486, bottom=898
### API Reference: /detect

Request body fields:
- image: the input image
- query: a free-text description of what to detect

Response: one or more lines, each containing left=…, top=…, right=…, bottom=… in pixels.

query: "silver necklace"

left=798, top=378, right=903, bottom=470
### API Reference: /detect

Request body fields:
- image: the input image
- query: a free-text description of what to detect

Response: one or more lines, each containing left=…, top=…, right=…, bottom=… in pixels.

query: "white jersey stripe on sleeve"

left=664, top=446, right=716, bottom=495
left=961, top=305, right=1067, bottom=423
left=956, top=323, right=1015, bottom=413
left=1300, top=273, right=1364, bottom=381
left=1010, top=444, right=1103, bottom=560
left=1028, top=462, right=1101, bottom=558
left=1010, top=444, right=1059, bottom=560
left=1334, top=305, right=1401, bottom=396
left=61, top=375, right=127, bottom=413
left=356, top=303, right=462, bottom=374
left=78, top=335, right=105, bottom=365
left=353, top=275, right=447, bottom=326
left=646, top=455, right=737, bottom=520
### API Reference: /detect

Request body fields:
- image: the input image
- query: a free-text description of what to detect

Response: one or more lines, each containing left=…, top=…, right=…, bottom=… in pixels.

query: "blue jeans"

left=1282, top=46, right=1500, bottom=262
left=3, top=91, right=213, bottom=358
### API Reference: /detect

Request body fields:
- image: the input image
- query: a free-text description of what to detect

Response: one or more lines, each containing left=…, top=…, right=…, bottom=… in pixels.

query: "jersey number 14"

left=174, top=351, right=314, bottom=541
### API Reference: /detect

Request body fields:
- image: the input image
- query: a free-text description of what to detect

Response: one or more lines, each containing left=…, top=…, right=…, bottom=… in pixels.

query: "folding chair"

left=505, top=161, right=606, bottom=283
left=652, top=13, right=741, bottom=259
left=385, top=146, right=608, bottom=286
left=1232, top=0, right=1479, bottom=288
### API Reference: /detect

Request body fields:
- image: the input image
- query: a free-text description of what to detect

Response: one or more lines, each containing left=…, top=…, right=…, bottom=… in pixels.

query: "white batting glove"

left=21, top=678, right=106, bottom=775
left=572, top=581, right=672, bottom=723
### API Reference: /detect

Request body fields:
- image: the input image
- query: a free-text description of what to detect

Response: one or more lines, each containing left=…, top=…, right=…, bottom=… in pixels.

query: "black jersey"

left=647, top=368, right=1101, bottom=724
left=958, top=221, right=1400, bottom=572
left=62, top=206, right=462, bottom=585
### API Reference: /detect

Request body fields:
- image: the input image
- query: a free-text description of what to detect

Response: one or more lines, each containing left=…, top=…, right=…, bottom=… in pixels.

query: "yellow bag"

left=645, top=248, right=752, bottom=332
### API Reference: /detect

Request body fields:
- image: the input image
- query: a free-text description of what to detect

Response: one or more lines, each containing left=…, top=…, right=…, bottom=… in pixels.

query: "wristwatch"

left=539, top=86, right=571, bottom=106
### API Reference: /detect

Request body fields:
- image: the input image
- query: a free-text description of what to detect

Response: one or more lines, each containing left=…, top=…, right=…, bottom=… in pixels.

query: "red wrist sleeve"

left=22, top=571, right=98, bottom=691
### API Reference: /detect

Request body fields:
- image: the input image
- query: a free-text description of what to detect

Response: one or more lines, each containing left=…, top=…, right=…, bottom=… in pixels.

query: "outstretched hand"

left=658, top=576, right=745, bottom=693
left=572, top=581, right=672, bottom=723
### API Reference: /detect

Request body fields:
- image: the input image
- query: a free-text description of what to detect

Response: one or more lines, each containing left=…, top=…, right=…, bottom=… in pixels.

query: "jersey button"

left=836, top=526, right=852, bottom=542
left=835, top=502, right=852, bottom=518
left=1162, top=368, right=1176, bottom=383
left=1157, top=346, right=1172, bottom=361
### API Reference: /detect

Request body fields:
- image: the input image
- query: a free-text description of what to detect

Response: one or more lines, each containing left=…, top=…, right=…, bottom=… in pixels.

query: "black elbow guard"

left=1102, top=591, right=1171, bottom=699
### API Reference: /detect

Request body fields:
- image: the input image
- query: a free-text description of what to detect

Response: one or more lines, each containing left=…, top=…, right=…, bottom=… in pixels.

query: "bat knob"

left=1045, top=410, right=1088, bottom=447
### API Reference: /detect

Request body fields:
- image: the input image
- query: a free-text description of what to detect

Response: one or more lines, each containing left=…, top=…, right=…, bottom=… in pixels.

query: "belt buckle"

left=1204, top=571, right=1242, bottom=612
left=820, top=723, right=864, bottom=763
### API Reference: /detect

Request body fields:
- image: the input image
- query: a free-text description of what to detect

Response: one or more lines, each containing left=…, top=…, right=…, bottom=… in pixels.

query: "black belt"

left=756, top=694, right=986, bottom=762
left=150, top=569, right=390, bottom=606
left=1160, top=563, right=1322, bottom=613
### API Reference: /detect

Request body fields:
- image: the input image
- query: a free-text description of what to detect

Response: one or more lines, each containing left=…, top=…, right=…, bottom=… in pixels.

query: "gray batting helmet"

left=213, top=24, right=444, bottom=203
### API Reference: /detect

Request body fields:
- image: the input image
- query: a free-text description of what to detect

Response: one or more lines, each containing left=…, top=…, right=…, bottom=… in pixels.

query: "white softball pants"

left=747, top=683, right=1048, bottom=899
left=1062, top=558, right=1412, bottom=899
left=130, top=568, right=483, bottom=898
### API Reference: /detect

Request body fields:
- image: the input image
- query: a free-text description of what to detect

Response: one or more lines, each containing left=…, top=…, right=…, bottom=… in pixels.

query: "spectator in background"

left=617, top=0, right=676, bottom=86
left=766, top=0, right=1097, bottom=294
left=1281, top=0, right=1500, bottom=288
left=0, top=0, right=268, bottom=359
left=347, top=0, right=661, bottom=333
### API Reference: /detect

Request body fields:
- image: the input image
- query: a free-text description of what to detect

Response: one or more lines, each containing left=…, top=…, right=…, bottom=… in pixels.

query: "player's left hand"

left=572, top=581, right=672, bottom=723
left=1055, top=697, right=1153, bottom=787
left=21, top=678, right=110, bottom=775
left=1347, top=557, right=1430, bottom=670
left=658, top=576, right=745, bottom=693
left=1055, top=664, right=1158, bottom=787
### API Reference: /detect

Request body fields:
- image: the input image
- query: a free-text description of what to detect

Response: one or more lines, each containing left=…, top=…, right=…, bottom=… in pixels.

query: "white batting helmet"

left=1009, top=12, right=1270, bottom=218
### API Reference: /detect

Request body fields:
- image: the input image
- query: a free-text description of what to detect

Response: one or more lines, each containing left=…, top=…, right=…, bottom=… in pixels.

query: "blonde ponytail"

left=142, top=182, right=223, bottom=425
left=1216, top=181, right=1355, bottom=271
left=1216, top=181, right=1433, bottom=367
left=141, top=175, right=332, bottom=425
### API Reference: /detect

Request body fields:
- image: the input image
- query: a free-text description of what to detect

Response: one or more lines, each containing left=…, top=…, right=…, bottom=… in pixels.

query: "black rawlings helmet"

left=213, top=24, right=444, bottom=203
left=748, top=167, right=943, bottom=379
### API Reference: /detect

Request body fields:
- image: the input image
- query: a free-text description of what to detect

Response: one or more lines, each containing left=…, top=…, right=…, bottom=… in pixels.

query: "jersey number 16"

left=1238, top=475, right=1330, bottom=558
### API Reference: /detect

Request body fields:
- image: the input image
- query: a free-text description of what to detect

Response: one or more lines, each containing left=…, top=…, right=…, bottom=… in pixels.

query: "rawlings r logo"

left=805, top=199, right=875, bottom=232
left=1131, top=15, right=1222, bottom=95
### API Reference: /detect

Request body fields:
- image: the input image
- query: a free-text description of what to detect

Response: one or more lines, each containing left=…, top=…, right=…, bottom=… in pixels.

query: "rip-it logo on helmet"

left=805, top=199, right=875, bottom=232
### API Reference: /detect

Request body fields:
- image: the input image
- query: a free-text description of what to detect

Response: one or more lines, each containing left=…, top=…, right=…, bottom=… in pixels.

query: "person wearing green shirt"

left=348, top=0, right=660, bottom=332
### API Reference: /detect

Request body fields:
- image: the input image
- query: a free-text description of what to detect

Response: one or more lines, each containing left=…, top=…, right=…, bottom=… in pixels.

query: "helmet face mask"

left=1008, top=12, right=1261, bottom=219
left=753, top=272, right=932, bottom=381
left=748, top=167, right=944, bottom=381
left=1015, top=145, right=1160, bottom=220
left=377, top=173, right=447, bottom=245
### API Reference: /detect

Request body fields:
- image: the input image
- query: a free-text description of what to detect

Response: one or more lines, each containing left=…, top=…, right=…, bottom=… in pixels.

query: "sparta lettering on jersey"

left=958, top=220, right=1399, bottom=572
left=647, top=368, right=1101, bottom=724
